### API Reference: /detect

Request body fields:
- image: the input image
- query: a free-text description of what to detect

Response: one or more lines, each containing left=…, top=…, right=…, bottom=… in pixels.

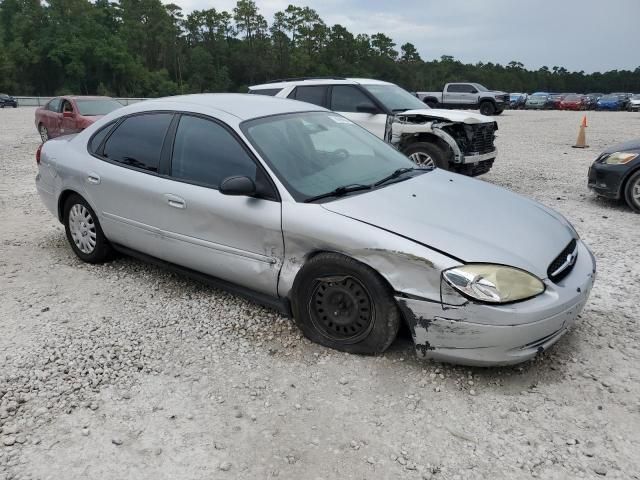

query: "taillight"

left=36, top=144, right=43, bottom=165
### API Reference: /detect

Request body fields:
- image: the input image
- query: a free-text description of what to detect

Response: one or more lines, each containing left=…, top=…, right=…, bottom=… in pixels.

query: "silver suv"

left=249, top=77, right=498, bottom=176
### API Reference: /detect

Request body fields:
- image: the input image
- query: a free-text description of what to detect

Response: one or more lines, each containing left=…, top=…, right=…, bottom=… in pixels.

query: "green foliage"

left=0, top=0, right=638, bottom=96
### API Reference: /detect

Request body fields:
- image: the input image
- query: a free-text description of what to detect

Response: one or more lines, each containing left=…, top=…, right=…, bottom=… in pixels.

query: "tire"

left=403, top=142, right=450, bottom=170
left=425, top=99, right=438, bottom=109
left=38, top=124, right=49, bottom=143
left=63, top=194, right=112, bottom=263
left=479, top=101, right=495, bottom=116
left=624, top=170, right=640, bottom=213
left=291, top=253, right=401, bottom=355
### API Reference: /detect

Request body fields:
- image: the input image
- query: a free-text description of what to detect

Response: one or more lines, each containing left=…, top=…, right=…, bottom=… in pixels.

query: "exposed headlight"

left=603, top=152, right=639, bottom=165
left=443, top=264, right=545, bottom=304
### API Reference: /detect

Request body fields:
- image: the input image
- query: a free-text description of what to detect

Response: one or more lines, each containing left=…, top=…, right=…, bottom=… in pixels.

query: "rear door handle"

left=86, top=173, right=101, bottom=185
left=164, top=194, right=186, bottom=209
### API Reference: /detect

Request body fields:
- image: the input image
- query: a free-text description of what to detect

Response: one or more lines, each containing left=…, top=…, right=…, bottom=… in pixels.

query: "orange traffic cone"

left=572, top=115, right=589, bottom=148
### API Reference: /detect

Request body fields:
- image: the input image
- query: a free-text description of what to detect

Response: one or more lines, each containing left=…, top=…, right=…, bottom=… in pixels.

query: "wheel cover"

left=68, top=204, right=97, bottom=254
left=39, top=126, right=48, bottom=142
left=308, top=276, right=374, bottom=343
left=409, top=151, right=436, bottom=168
left=632, top=178, right=640, bottom=206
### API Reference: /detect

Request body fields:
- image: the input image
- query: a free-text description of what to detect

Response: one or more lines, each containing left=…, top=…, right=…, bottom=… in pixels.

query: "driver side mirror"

left=220, top=176, right=256, bottom=197
left=356, top=104, right=380, bottom=114
left=63, top=111, right=74, bottom=118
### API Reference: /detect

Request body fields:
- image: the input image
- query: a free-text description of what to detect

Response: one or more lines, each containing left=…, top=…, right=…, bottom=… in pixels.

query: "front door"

left=159, top=114, right=284, bottom=296
left=59, top=99, right=78, bottom=136
left=330, top=85, right=387, bottom=139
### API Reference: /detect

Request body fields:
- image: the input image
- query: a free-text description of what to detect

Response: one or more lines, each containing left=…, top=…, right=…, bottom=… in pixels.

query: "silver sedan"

left=35, top=94, right=596, bottom=366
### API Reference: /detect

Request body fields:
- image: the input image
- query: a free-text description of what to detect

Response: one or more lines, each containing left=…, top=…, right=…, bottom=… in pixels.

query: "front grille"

left=547, top=239, right=578, bottom=283
left=466, top=124, right=496, bottom=154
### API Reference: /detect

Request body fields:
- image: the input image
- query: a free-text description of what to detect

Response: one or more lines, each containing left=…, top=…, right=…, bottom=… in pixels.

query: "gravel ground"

left=1, top=107, right=639, bottom=480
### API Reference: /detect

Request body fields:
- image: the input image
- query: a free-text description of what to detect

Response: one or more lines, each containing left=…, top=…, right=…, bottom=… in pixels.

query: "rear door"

left=85, top=112, right=175, bottom=258
left=329, top=85, right=387, bottom=139
left=159, top=114, right=283, bottom=295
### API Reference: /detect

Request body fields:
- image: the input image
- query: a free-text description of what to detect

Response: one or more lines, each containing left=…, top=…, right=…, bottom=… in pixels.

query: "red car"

left=35, top=96, right=123, bottom=142
left=559, top=94, right=588, bottom=111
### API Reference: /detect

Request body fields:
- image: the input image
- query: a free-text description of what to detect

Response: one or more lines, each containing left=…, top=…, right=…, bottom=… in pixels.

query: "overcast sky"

left=166, top=0, right=639, bottom=73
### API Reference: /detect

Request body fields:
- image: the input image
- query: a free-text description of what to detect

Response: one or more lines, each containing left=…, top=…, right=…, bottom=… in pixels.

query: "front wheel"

left=403, top=142, right=450, bottom=170
left=624, top=171, right=640, bottom=213
left=291, top=253, right=401, bottom=355
left=63, top=194, right=112, bottom=263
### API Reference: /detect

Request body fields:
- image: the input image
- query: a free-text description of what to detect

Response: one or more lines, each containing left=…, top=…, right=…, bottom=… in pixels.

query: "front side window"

left=171, top=115, right=256, bottom=188
left=330, top=86, right=377, bottom=113
left=102, top=113, right=173, bottom=172
left=243, top=112, right=421, bottom=202
left=288, top=86, right=328, bottom=107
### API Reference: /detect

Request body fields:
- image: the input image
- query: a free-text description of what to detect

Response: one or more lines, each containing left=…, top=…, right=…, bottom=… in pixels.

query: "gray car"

left=35, top=94, right=596, bottom=366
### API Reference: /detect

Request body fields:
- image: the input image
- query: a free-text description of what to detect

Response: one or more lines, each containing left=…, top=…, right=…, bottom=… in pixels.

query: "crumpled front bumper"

left=397, top=240, right=596, bottom=366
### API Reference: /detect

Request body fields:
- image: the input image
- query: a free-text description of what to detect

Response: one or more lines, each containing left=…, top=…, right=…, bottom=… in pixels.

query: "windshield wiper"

left=304, top=184, right=372, bottom=203
left=373, top=167, right=421, bottom=187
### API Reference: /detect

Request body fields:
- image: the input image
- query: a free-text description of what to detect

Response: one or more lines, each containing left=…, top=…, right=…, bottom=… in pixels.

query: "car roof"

left=121, top=93, right=327, bottom=121
left=250, top=77, right=394, bottom=90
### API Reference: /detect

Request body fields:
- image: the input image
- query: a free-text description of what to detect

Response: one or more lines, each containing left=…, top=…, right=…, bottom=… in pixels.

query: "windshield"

left=601, top=95, right=618, bottom=101
left=360, top=84, right=428, bottom=112
left=0, top=94, right=9, bottom=99
left=242, top=112, right=421, bottom=202
left=632, top=94, right=640, bottom=100
left=76, top=99, right=123, bottom=116
left=565, top=95, right=581, bottom=101
left=472, top=83, right=489, bottom=92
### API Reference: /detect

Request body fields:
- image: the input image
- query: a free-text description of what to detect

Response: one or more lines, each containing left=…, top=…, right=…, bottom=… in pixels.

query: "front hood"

left=322, top=170, right=575, bottom=279
left=401, top=108, right=495, bottom=124
left=602, top=138, right=640, bottom=154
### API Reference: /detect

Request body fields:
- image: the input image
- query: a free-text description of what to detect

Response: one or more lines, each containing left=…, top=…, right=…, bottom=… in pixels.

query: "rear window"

left=102, top=113, right=173, bottom=173
left=249, top=88, right=282, bottom=96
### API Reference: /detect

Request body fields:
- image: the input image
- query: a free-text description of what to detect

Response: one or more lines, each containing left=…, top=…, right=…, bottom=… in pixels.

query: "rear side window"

left=330, top=85, right=377, bottom=113
left=102, top=113, right=173, bottom=173
left=89, top=122, right=115, bottom=154
left=47, top=98, right=61, bottom=112
left=249, top=88, right=282, bottom=96
left=170, top=115, right=256, bottom=188
left=288, top=86, right=328, bottom=107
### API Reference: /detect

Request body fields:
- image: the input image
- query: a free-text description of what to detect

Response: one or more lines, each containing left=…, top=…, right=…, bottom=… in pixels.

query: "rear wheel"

left=39, top=124, right=49, bottom=142
left=63, top=194, right=112, bottom=263
left=403, top=142, right=450, bottom=170
left=291, top=253, right=401, bottom=355
left=624, top=170, right=640, bottom=213
left=479, top=101, right=495, bottom=116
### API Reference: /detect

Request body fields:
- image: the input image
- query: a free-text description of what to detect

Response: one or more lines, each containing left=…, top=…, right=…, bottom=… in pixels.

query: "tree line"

left=1, top=0, right=639, bottom=97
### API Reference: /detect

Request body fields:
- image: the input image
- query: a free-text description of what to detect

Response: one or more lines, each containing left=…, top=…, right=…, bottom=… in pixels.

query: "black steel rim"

left=308, top=276, right=374, bottom=343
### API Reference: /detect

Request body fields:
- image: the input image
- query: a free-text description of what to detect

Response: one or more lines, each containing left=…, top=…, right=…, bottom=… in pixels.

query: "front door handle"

left=165, top=194, right=186, bottom=209
left=86, top=173, right=101, bottom=185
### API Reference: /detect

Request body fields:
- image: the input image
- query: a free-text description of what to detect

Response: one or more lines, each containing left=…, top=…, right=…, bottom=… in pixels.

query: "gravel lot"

left=1, top=107, right=639, bottom=480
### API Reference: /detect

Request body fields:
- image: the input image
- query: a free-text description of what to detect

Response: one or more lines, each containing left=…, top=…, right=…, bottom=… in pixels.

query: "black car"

left=588, top=139, right=640, bottom=212
left=0, top=93, right=18, bottom=108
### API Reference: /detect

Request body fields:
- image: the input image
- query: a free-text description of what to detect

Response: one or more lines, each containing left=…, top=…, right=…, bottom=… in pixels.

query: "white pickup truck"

left=416, top=83, right=509, bottom=116
left=249, top=78, right=498, bottom=176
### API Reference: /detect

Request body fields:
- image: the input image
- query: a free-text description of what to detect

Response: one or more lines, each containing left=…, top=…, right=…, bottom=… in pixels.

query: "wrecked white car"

left=249, top=78, right=498, bottom=176
left=37, top=94, right=595, bottom=366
